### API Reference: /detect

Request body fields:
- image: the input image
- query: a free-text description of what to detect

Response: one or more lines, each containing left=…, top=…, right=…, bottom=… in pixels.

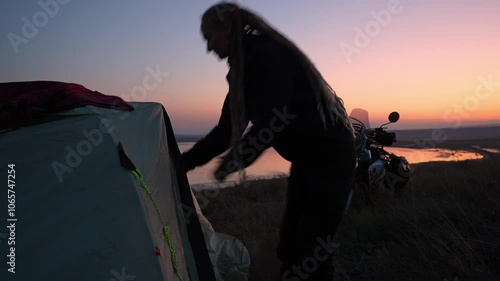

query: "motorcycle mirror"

left=388, top=112, right=400, bottom=123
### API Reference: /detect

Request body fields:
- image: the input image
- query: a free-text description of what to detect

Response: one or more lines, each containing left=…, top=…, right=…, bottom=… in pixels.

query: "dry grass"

left=195, top=142, right=500, bottom=281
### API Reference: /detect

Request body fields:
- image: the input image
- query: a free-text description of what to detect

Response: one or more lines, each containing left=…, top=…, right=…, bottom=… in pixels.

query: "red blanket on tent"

left=0, top=81, right=133, bottom=130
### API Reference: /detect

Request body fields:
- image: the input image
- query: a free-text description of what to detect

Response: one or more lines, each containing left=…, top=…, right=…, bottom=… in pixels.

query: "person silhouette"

left=181, top=2, right=357, bottom=279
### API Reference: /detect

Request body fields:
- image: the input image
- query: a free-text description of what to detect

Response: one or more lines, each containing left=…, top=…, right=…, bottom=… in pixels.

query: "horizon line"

left=174, top=123, right=500, bottom=136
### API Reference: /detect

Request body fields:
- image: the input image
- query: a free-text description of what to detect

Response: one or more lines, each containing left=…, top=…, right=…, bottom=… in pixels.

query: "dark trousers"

left=277, top=161, right=354, bottom=281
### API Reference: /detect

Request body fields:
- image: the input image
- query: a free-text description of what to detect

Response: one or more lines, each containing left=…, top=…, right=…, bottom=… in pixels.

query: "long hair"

left=201, top=1, right=355, bottom=148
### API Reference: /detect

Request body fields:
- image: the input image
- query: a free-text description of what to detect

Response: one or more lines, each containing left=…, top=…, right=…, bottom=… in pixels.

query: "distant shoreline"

left=175, top=124, right=500, bottom=143
left=391, top=124, right=500, bottom=141
left=183, top=136, right=500, bottom=190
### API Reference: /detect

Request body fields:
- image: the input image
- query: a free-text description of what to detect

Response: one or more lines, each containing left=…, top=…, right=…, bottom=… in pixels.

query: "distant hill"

left=175, top=134, right=204, bottom=142
left=393, top=125, right=500, bottom=141
left=175, top=125, right=500, bottom=143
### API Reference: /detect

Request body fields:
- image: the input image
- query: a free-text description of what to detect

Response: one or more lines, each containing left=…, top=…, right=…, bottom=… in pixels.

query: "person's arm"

left=181, top=94, right=232, bottom=171
left=214, top=40, right=298, bottom=180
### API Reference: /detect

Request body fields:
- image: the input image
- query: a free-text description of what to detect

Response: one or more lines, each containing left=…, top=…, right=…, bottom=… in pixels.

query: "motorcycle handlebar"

left=366, top=128, right=397, bottom=146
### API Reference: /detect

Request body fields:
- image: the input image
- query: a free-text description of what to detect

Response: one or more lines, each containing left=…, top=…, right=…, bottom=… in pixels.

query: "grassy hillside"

left=195, top=143, right=500, bottom=281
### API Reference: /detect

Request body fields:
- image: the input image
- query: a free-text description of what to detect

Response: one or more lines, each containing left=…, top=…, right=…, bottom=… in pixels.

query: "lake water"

left=177, top=142, right=490, bottom=189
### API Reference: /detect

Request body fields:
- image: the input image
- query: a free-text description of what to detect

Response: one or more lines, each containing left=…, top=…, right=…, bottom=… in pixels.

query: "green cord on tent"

left=131, top=169, right=183, bottom=281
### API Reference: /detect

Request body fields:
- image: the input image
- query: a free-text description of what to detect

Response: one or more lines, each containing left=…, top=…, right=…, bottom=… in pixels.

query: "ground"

left=195, top=139, right=500, bottom=281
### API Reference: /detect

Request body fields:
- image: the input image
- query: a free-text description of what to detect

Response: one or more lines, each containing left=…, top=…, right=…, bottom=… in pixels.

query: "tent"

left=0, top=81, right=249, bottom=281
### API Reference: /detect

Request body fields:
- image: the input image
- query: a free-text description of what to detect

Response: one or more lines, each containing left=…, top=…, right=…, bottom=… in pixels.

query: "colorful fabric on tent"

left=0, top=81, right=133, bottom=130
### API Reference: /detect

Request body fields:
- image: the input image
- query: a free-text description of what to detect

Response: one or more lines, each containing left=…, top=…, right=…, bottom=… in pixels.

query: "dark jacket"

left=182, top=30, right=356, bottom=179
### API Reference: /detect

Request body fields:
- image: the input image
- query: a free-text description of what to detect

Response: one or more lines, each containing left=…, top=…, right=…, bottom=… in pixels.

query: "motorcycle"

left=349, top=108, right=412, bottom=205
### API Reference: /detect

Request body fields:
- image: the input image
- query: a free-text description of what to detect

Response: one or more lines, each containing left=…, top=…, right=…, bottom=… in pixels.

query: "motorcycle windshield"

left=349, top=108, right=371, bottom=130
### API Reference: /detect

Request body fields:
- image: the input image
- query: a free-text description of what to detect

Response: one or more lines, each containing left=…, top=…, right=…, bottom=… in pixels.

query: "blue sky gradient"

left=2, top=0, right=500, bottom=134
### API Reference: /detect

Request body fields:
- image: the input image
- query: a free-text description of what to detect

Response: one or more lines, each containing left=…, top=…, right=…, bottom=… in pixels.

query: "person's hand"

left=213, top=158, right=230, bottom=182
left=213, top=169, right=229, bottom=182
left=212, top=151, right=244, bottom=182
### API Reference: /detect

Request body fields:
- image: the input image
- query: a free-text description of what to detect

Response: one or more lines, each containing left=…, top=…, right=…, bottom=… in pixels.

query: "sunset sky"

left=2, top=0, right=500, bottom=134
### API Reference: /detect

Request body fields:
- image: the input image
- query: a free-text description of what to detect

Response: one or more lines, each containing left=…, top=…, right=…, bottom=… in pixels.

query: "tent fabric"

left=163, top=108, right=251, bottom=281
left=160, top=107, right=220, bottom=280
left=204, top=231, right=251, bottom=281
left=0, top=102, right=215, bottom=281
left=0, top=81, right=133, bottom=130
left=189, top=186, right=252, bottom=281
